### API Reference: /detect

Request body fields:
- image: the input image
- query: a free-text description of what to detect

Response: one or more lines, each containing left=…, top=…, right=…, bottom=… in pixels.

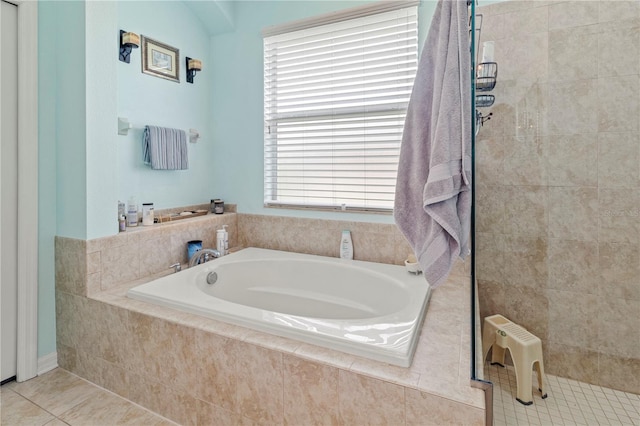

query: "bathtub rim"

left=127, top=247, right=431, bottom=367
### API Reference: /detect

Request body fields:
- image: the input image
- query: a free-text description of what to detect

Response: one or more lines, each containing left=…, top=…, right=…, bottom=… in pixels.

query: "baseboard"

left=37, top=352, right=58, bottom=375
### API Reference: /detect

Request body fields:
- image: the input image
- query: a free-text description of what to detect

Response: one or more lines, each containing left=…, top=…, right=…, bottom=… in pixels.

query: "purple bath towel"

left=394, top=0, right=472, bottom=288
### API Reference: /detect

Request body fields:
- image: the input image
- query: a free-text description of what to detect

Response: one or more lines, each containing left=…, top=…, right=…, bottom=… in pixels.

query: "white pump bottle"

left=340, top=230, right=353, bottom=260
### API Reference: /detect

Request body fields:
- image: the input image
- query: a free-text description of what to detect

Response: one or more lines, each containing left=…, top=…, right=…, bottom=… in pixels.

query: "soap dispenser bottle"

left=340, top=230, right=353, bottom=260
left=222, top=225, right=229, bottom=254
left=216, top=229, right=226, bottom=257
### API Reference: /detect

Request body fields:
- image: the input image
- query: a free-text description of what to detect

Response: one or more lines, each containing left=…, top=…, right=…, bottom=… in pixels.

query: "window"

left=263, top=3, right=418, bottom=212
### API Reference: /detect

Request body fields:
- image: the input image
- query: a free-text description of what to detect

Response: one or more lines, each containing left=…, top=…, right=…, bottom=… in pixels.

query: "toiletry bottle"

left=127, top=197, right=138, bottom=227
left=340, top=230, right=353, bottom=260
left=216, top=229, right=226, bottom=256
left=142, top=203, right=154, bottom=226
left=222, top=224, right=229, bottom=254
left=119, top=215, right=126, bottom=232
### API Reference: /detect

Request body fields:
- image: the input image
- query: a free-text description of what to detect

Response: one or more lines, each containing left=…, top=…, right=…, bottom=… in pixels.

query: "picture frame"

left=141, top=35, right=180, bottom=83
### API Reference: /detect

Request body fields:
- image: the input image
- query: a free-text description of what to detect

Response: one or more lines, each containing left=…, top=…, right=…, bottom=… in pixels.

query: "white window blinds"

left=264, top=5, right=418, bottom=212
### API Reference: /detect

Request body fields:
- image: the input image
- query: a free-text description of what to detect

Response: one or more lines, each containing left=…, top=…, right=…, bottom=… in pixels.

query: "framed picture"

left=141, top=35, right=180, bottom=82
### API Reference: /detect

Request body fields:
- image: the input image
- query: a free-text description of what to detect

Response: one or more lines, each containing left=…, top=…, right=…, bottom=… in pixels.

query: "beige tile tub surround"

left=238, top=213, right=470, bottom=276
left=476, top=0, right=640, bottom=394
left=55, top=212, right=482, bottom=425
left=55, top=212, right=239, bottom=296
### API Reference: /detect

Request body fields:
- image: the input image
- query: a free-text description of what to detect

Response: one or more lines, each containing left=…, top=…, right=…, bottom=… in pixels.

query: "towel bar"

left=117, top=117, right=200, bottom=143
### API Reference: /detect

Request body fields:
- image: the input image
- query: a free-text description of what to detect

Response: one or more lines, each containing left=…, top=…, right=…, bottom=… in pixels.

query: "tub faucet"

left=188, top=248, right=221, bottom=267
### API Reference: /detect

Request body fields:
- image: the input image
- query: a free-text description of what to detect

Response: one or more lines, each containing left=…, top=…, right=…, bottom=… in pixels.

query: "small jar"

left=211, top=199, right=224, bottom=214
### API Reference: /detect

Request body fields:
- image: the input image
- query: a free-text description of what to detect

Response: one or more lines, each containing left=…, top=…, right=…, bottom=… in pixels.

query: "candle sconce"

left=119, top=30, right=140, bottom=63
left=186, top=57, right=203, bottom=84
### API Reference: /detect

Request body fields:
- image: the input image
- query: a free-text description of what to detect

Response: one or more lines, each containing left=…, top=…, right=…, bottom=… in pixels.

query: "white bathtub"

left=127, top=248, right=431, bottom=367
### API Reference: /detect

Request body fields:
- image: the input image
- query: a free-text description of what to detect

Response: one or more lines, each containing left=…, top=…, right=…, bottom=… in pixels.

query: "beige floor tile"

left=58, top=390, right=169, bottom=426
left=43, top=420, right=71, bottom=426
left=10, top=369, right=102, bottom=417
left=0, top=387, right=56, bottom=426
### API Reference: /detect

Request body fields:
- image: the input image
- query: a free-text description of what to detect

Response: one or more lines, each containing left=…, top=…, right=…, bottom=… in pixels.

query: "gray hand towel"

left=394, top=0, right=472, bottom=288
left=143, top=125, right=189, bottom=170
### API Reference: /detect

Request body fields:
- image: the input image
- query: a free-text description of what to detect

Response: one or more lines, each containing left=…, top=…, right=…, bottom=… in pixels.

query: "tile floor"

left=4, top=364, right=639, bottom=425
left=0, top=368, right=174, bottom=426
left=486, top=363, right=640, bottom=426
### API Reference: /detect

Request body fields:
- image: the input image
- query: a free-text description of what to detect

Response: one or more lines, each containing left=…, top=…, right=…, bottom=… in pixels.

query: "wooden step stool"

left=483, top=314, right=548, bottom=405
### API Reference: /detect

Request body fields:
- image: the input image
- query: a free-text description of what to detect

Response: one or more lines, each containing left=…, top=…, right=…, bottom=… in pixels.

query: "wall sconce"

left=119, top=30, right=140, bottom=63
left=186, top=57, right=203, bottom=84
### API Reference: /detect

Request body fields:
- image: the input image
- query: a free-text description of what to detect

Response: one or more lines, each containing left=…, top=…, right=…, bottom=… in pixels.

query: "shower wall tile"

left=598, top=1, right=640, bottom=23
left=475, top=134, right=505, bottom=186
left=548, top=239, right=598, bottom=294
left=547, top=134, right=597, bottom=187
left=598, top=76, right=640, bottom=132
left=503, top=185, right=548, bottom=236
left=503, top=285, right=549, bottom=345
left=496, top=80, right=548, bottom=138
left=503, top=135, right=548, bottom=186
left=283, top=355, right=339, bottom=426
left=480, top=0, right=536, bottom=16
left=479, top=12, right=504, bottom=43
left=548, top=1, right=599, bottom=30
left=502, top=236, right=548, bottom=290
left=549, top=187, right=598, bottom=241
left=597, top=297, right=640, bottom=358
left=598, top=241, right=640, bottom=301
left=476, top=185, right=505, bottom=234
left=548, top=79, right=599, bottom=134
left=548, top=290, right=598, bottom=349
left=503, top=4, right=548, bottom=37
left=598, top=19, right=640, bottom=78
left=337, top=370, right=405, bottom=425
left=549, top=25, right=599, bottom=82
left=476, top=233, right=504, bottom=283
left=500, top=33, right=548, bottom=82
left=597, top=354, right=640, bottom=394
left=597, top=133, right=640, bottom=188
left=599, top=188, right=640, bottom=243
left=547, top=342, right=600, bottom=384
left=477, top=280, right=504, bottom=320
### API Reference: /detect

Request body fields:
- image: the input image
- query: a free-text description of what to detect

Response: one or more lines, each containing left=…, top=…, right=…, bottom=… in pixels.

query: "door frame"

left=14, top=0, right=38, bottom=382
